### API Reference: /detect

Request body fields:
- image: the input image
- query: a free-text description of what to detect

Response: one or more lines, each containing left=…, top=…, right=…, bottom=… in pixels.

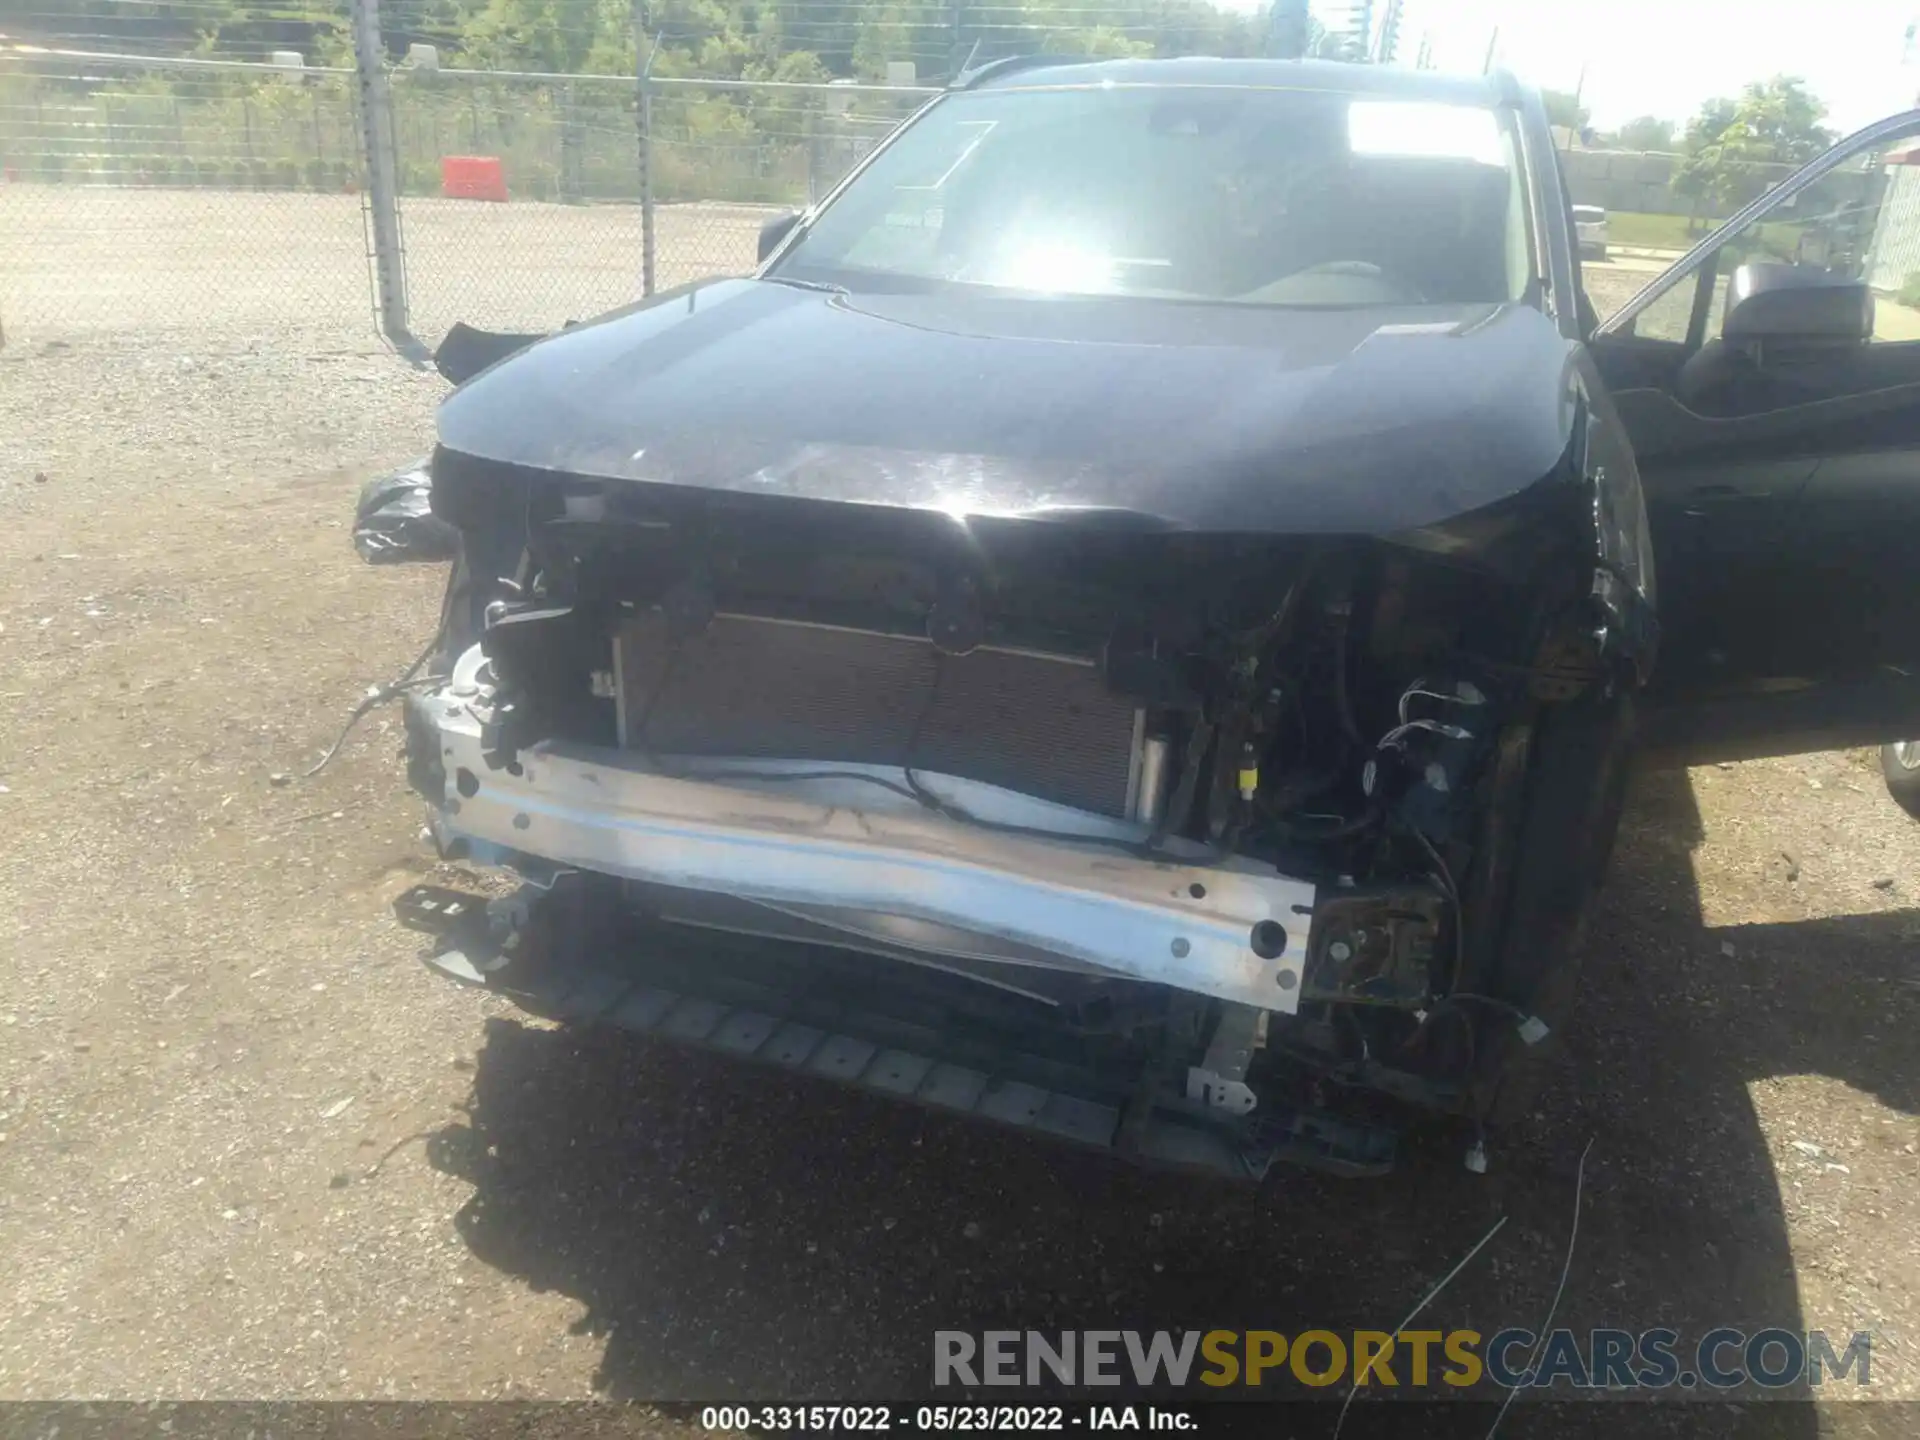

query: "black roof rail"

left=950, top=53, right=1091, bottom=90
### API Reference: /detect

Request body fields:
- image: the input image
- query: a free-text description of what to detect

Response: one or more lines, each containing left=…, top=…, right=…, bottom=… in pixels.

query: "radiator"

left=615, top=613, right=1142, bottom=817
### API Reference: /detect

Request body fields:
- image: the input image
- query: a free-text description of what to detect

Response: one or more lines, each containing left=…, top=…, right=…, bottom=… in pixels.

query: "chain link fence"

left=385, top=68, right=931, bottom=341
left=0, top=0, right=1319, bottom=352
left=5, top=30, right=1901, bottom=358
left=0, top=35, right=933, bottom=351
left=0, top=49, right=373, bottom=345
left=646, top=77, right=932, bottom=291
left=390, top=68, right=646, bottom=342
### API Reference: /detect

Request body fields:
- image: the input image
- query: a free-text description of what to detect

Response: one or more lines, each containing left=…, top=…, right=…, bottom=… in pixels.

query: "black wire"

left=898, top=646, right=951, bottom=815
left=1230, top=560, right=1314, bottom=651
left=1331, top=607, right=1365, bottom=749
left=1432, top=992, right=1532, bottom=1024
left=689, top=766, right=934, bottom=806
left=1397, top=819, right=1532, bottom=1059
left=1402, top=822, right=1467, bottom=992
left=1262, top=797, right=1383, bottom=844
left=625, top=625, right=1189, bottom=860
left=1409, top=997, right=1477, bottom=1077
left=1407, top=825, right=1459, bottom=903
left=395, top=628, right=438, bottom=686
left=623, top=630, right=938, bottom=807
left=896, top=649, right=1190, bottom=859
left=625, top=623, right=683, bottom=765
left=299, top=628, right=443, bottom=780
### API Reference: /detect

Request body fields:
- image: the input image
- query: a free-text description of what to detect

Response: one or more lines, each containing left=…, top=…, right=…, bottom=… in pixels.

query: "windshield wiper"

left=759, top=274, right=848, bottom=295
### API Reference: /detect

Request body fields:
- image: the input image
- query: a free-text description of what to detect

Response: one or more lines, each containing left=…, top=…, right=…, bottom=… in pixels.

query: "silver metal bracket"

left=1186, top=1003, right=1265, bottom=1115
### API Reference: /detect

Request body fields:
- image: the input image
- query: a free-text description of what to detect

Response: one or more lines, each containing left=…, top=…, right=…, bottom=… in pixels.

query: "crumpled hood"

left=435, top=278, right=1580, bottom=534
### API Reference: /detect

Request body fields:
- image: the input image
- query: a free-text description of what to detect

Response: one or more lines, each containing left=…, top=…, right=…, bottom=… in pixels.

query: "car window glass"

left=1505, top=130, right=1533, bottom=294
left=1860, top=155, right=1920, bottom=341
left=1701, top=165, right=1885, bottom=342
left=1618, top=146, right=1920, bottom=347
left=779, top=87, right=1534, bottom=307
left=1625, top=275, right=1708, bottom=344
left=839, top=119, right=996, bottom=274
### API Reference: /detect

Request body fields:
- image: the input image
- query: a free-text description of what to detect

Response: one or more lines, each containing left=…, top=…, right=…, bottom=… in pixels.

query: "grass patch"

left=1603, top=211, right=1699, bottom=250
left=1603, top=209, right=1823, bottom=260
left=1605, top=211, right=1697, bottom=251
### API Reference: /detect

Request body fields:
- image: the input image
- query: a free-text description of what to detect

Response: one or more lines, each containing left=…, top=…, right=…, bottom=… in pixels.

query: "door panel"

left=1633, top=447, right=1815, bottom=684
left=1619, top=379, right=1920, bottom=763
left=1586, top=108, right=1920, bottom=764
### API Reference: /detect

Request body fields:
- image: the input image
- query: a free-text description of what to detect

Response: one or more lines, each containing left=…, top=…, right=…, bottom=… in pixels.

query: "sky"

left=1258, top=0, right=1920, bottom=138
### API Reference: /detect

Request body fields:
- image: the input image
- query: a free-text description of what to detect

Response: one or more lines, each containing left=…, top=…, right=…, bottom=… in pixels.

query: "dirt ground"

left=0, top=257, right=1918, bottom=1435
left=0, top=185, right=775, bottom=348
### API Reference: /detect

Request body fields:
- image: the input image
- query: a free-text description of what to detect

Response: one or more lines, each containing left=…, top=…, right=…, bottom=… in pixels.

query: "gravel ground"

left=0, top=253, right=1917, bottom=1434
left=0, top=185, right=775, bottom=348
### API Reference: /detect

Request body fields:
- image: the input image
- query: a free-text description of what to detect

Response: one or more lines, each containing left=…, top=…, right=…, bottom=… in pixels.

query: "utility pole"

left=1348, top=1, right=1373, bottom=61
left=1270, top=0, right=1310, bottom=59
left=1373, top=0, right=1403, bottom=63
left=350, top=0, right=409, bottom=343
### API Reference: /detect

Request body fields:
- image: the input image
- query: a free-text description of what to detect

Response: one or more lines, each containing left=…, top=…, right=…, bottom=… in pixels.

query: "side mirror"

left=757, top=211, right=802, bottom=264
left=1723, top=261, right=1872, bottom=347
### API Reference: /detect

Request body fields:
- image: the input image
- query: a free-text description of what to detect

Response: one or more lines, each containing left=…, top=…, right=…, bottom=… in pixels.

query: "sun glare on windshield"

left=775, top=84, right=1532, bottom=307
left=1347, top=101, right=1507, bottom=166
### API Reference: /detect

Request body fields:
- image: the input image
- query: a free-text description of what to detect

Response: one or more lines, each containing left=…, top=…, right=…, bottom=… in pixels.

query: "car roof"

left=961, top=56, right=1522, bottom=109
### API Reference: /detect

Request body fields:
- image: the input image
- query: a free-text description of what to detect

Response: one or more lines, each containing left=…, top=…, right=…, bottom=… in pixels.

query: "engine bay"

left=412, top=449, right=1607, bottom=1156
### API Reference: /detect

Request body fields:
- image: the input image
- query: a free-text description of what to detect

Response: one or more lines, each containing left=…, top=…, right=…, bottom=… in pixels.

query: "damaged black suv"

left=386, top=57, right=1920, bottom=1178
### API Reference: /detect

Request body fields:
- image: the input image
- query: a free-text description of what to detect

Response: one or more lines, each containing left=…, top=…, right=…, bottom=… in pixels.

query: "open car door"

left=1586, top=110, right=1920, bottom=765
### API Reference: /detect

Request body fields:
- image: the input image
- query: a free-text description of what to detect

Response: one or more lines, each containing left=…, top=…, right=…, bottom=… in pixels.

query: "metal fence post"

left=351, top=0, right=410, bottom=343
left=635, top=4, right=657, bottom=297
left=560, top=79, right=581, bottom=203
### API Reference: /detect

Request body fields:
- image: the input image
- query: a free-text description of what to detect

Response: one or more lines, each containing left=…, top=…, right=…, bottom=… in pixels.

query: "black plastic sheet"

left=352, top=457, right=459, bottom=564
left=435, top=321, right=550, bottom=386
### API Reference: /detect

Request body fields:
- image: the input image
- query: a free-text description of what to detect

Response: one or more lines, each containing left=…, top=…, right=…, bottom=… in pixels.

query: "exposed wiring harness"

left=1376, top=675, right=1486, bottom=753
left=1399, top=821, right=1544, bottom=1083
left=298, top=630, right=443, bottom=780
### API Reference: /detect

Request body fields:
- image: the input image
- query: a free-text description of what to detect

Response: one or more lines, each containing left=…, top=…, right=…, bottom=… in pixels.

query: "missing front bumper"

left=414, top=657, right=1318, bottom=1015
left=395, top=880, right=1398, bottom=1180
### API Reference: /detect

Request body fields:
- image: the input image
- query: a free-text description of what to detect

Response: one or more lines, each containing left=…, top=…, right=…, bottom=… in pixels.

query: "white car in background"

left=1574, top=203, right=1609, bottom=260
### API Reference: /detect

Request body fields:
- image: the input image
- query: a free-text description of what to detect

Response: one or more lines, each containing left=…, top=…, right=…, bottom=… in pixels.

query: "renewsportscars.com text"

left=933, top=1328, right=1872, bottom=1392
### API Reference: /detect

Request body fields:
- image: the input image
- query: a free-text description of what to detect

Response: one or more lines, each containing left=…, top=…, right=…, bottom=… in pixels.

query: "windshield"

left=772, top=85, right=1535, bottom=308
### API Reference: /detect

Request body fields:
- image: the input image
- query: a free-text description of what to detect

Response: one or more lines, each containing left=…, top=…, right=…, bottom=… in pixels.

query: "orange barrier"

left=441, top=155, right=508, bottom=203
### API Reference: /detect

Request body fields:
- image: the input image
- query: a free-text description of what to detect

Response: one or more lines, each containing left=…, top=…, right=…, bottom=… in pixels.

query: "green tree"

left=462, top=0, right=615, bottom=72
left=1672, top=77, right=1834, bottom=227
left=1541, top=88, right=1590, bottom=132
left=1609, top=114, right=1675, bottom=152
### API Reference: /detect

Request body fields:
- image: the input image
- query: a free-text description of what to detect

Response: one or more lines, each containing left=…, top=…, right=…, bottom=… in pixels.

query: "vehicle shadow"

left=424, top=768, right=1914, bottom=1430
